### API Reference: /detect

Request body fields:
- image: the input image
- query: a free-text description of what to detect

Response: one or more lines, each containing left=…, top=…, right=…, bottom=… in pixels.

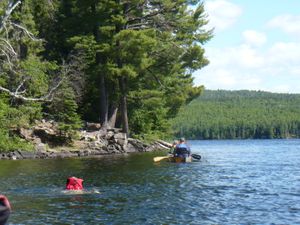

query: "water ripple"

left=2, top=139, right=300, bottom=224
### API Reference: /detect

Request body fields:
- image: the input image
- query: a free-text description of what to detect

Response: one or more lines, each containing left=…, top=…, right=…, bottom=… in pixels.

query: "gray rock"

left=85, top=122, right=101, bottom=131
left=0, top=153, right=9, bottom=160
left=78, top=150, right=90, bottom=157
left=114, top=132, right=127, bottom=140
left=35, top=143, right=47, bottom=152
left=106, top=131, right=115, bottom=139
left=9, top=151, right=23, bottom=159
left=18, top=150, right=36, bottom=159
left=36, top=151, right=50, bottom=159
left=56, top=152, right=78, bottom=158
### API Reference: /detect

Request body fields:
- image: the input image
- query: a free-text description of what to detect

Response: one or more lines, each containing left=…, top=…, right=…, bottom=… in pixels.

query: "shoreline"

left=1, top=120, right=173, bottom=160
left=0, top=139, right=171, bottom=160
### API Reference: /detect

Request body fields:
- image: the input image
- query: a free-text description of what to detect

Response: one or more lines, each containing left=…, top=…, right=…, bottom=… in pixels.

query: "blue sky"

left=193, top=0, right=300, bottom=93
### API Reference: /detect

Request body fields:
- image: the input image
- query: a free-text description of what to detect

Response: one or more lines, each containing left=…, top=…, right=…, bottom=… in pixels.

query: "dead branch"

left=0, top=0, right=21, bottom=32
left=0, top=75, right=65, bottom=102
left=0, top=38, right=17, bottom=56
left=0, top=0, right=64, bottom=102
left=14, top=76, right=29, bottom=94
left=11, top=23, right=42, bottom=42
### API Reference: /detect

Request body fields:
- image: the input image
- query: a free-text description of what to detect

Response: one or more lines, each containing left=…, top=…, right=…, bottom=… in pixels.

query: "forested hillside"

left=0, top=0, right=212, bottom=151
left=172, top=90, right=300, bottom=139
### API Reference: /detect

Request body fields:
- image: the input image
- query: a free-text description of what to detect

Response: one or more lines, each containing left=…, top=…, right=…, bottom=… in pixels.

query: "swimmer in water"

left=63, top=177, right=100, bottom=194
left=66, top=177, right=84, bottom=191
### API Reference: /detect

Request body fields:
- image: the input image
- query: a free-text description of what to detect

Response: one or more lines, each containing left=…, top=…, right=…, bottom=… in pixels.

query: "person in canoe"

left=169, top=140, right=179, bottom=155
left=153, top=138, right=200, bottom=162
left=174, top=137, right=192, bottom=162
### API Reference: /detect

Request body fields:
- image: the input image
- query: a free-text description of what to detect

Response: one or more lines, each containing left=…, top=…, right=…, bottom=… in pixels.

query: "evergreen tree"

left=49, top=0, right=212, bottom=138
left=172, top=90, right=300, bottom=139
left=0, top=0, right=213, bottom=151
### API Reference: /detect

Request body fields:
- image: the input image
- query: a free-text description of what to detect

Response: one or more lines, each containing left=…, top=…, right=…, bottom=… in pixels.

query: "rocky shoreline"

left=1, top=120, right=172, bottom=160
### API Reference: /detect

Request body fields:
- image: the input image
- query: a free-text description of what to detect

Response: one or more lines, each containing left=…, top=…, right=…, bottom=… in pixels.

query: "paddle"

left=153, top=155, right=172, bottom=162
left=191, top=154, right=201, bottom=160
left=154, top=154, right=201, bottom=162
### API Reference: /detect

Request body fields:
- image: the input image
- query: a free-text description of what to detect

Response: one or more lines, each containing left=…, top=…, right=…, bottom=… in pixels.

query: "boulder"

left=85, top=122, right=101, bottom=131
left=16, top=127, right=34, bottom=140
left=8, top=151, right=23, bottom=160
left=126, top=138, right=149, bottom=152
left=18, top=150, right=36, bottom=159
left=0, top=153, right=9, bottom=160
left=56, top=151, right=78, bottom=158
left=2, top=118, right=174, bottom=160
left=113, top=132, right=128, bottom=146
left=78, top=149, right=91, bottom=157
left=35, top=143, right=47, bottom=152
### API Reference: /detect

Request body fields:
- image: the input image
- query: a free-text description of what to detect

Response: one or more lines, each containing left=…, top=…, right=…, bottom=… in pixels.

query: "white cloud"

left=206, top=44, right=265, bottom=69
left=242, top=30, right=267, bottom=47
left=204, top=0, right=242, bottom=32
left=213, top=69, right=237, bottom=86
left=237, top=45, right=265, bottom=68
left=194, top=64, right=263, bottom=91
left=268, top=42, right=300, bottom=63
left=267, top=14, right=300, bottom=37
left=193, top=41, right=300, bottom=93
left=193, top=3, right=300, bottom=93
left=291, top=67, right=300, bottom=76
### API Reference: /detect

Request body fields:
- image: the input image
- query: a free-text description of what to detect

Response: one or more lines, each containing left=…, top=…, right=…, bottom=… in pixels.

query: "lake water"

left=1, top=139, right=300, bottom=224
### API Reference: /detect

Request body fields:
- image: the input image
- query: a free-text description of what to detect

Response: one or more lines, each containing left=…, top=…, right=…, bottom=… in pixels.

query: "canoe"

left=168, top=156, right=192, bottom=163
left=153, top=154, right=201, bottom=163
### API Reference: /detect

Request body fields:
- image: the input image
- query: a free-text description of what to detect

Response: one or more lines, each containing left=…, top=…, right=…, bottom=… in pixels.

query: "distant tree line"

left=172, top=90, right=300, bottom=139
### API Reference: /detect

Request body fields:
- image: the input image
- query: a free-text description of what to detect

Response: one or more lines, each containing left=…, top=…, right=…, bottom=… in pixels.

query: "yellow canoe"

left=153, top=155, right=192, bottom=163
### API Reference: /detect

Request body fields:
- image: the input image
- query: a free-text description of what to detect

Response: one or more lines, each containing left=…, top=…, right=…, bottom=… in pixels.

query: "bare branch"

left=41, top=77, right=65, bottom=102
left=0, top=0, right=66, bottom=102
left=0, top=38, right=17, bottom=56
left=127, top=22, right=152, bottom=30
left=0, top=1, right=21, bottom=70
left=0, top=0, right=22, bottom=32
left=125, top=1, right=177, bottom=27
left=0, top=76, right=65, bottom=102
left=14, top=76, right=29, bottom=94
left=0, top=49, right=13, bottom=69
left=11, top=23, right=43, bottom=42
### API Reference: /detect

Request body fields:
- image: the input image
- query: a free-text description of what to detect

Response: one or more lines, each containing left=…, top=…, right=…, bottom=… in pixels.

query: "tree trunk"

left=99, top=74, right=108, bottom=128
left=107, top=105, right=118, bottom=129
left=92, top=3, right=108, bottom=129
left=119, top=76, right=129, bottom=136
left=115, top=2, right=130, bottom=136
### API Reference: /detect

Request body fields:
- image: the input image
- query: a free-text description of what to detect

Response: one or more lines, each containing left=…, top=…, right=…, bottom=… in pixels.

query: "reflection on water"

left=1, top=139, right=300, bottom=224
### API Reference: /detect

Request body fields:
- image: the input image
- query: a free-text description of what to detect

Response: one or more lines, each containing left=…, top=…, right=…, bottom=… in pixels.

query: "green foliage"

left=1, top=0, right=212, bottom=151
left=0, top=131, right=34, bottom=152
left=46, top=81, right=82, bottom=134
left=48, top=0, right=212, bottom=139
left=0, top=0, right=61, bottom=151
left=128, top=90, right=171, bottom=139
left=20, top=55, right=56, bottom=97
left=0, top=98, right=35, bottom=152
left=172, top=90, right=300, bottom=139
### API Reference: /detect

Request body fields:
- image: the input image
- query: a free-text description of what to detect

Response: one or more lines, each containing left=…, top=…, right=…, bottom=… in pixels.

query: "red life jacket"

left=0, top=195, right=11, bottom=210
left=65, top=177, right=84, bottom=190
